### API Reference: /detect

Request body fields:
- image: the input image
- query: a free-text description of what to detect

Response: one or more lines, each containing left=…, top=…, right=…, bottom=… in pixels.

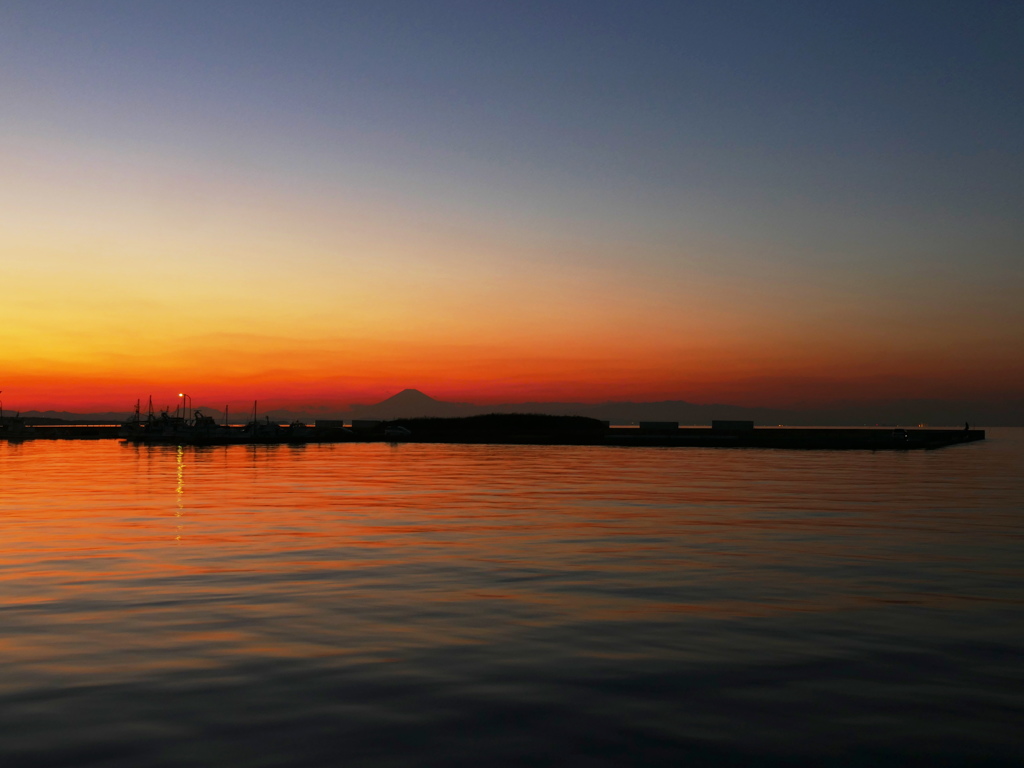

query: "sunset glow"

left=2, top=2, right=1021, bottom=418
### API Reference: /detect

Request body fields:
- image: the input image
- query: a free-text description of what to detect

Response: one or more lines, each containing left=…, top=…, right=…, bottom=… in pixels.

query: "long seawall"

left=0, top=421, right=986, bottom=450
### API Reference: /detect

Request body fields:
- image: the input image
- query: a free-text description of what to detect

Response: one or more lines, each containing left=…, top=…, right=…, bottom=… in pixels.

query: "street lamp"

left=178, top=393, right=192, bottom=422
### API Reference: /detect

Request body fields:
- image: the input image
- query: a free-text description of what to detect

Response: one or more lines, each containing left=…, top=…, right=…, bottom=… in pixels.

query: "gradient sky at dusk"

left=2, top=1, right=1022, bottom=414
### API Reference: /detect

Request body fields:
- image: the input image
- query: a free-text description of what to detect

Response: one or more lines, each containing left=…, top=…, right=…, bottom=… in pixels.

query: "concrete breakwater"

left=354, top=416, right=984, bottom=450
left=0, top=414, right=985, bottom=450
left=603, top=425, right=985, bottom=450
left=0, top=425, right=122, bottom=440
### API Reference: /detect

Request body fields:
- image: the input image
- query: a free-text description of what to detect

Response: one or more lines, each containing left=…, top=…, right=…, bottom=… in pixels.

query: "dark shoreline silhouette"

left=1, top=412, right=985, bottom=450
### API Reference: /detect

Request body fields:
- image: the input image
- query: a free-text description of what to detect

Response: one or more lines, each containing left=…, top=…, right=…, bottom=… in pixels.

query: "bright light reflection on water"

left=1, top=432, right=1022, bottom=766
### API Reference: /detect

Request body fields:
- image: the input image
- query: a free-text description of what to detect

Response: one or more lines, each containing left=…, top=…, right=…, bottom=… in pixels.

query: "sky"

left=1, top=0, right=1022, bottom=415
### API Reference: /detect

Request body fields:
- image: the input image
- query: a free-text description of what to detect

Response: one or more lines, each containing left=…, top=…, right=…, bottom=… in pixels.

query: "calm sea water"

left=1, top=432, right=1022, bottom=767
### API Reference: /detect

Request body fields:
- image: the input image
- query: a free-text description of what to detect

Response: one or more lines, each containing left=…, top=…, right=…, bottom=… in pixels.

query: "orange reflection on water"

left=0, top=435, right=1021, bottom=681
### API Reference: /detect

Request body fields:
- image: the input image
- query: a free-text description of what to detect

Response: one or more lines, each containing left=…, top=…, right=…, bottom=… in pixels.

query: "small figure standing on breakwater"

left=965, top=421, right=970, bottom=432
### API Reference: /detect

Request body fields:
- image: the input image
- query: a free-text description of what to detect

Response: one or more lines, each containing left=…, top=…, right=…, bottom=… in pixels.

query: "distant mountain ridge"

left=12, top=389, right=1022, bottom=426
left=342, top=389, right=1019, bottom=426
left=11, top=410, right=132, bottom=424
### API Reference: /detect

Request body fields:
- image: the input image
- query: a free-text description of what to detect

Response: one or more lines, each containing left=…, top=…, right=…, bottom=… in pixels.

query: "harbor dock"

left=0, top=414, right=986, bottom=450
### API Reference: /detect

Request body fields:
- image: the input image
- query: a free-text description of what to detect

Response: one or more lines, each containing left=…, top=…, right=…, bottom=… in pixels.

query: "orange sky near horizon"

left=3, top=141, right=1021, bottom=414
left=4, top=312, right=1022, bottom=414
left=3, top=167, right=1022, bottom=414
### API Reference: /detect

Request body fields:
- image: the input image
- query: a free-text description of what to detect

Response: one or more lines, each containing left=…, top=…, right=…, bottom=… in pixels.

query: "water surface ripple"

left=1, top=432, right=1022, bottom=766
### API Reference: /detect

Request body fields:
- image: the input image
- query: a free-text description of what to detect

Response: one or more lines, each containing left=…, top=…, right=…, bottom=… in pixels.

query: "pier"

left=0, top=415, right=986, bottom=450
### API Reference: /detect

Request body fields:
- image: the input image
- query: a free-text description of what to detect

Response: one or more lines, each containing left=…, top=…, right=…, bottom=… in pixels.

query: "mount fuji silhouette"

left=349, top=389, right=475, bottom=419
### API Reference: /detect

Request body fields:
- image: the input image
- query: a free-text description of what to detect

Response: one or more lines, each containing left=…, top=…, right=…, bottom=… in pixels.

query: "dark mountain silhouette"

left=348, top=389, right=475, bottom=420
left=344, top=391, right=1021, bottom=426
left=11, top=410, right=130, bottom=424
left=345, top=391, right=805, bottom=424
